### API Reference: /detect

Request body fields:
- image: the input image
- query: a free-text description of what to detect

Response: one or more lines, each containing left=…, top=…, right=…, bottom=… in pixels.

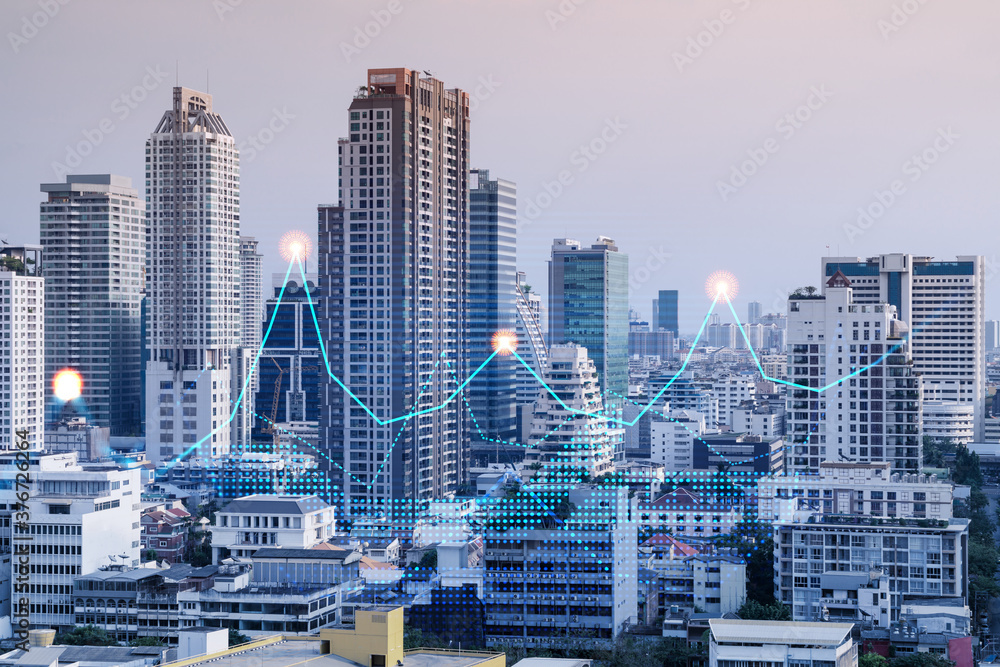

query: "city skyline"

left=3, top=1, right=998, bottom=332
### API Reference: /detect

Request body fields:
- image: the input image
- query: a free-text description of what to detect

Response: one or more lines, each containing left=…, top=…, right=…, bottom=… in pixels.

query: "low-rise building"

left=708, top=618, right=857, bottom=667
left=642, top=544, right=746, bottom=617
left=483, top=484, right=637, bottom=648
left=178, top=548, right=363, bottom=635
left=210, top=494, right=335, bottom=562
left=759, top=461, right=954, bottom=523
left=638, top=488, right=742, bottom=538
left=923, top=401, right=975, bottom=445
left=775, top=512, right=969, bottom=622
left=141, top=507, right=192, bottom=563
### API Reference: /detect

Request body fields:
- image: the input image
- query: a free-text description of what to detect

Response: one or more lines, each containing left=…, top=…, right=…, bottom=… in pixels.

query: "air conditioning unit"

left=572, top=615, right=579, bottom=622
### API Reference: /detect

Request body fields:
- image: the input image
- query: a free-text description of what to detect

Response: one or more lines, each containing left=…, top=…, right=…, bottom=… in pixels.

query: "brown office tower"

left=319, top=69, right=470, bottom=519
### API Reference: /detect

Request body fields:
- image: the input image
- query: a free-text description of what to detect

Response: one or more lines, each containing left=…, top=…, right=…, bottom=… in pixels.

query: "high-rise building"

left=985, top=320, right=1000, bottom=351
left=319, top=68, right=470, bottom=517
left=0, top=245, right=44, bottom=450
left=548, top=237, right=629, bottom=401
left=657, top=289, right=679, bottom=335
left=468, top=169, right=517, bottom=460
left=786, top=271, right=922, bottom=474
left=747, top=300, right=762, bottom=325
left=254, top=273, right=322, bottom=438
left=514, top=272, right=547, bottom=405
left=144, top=87, right=246, bottom=465
left=522, top=344, right=618, bottom=481
left=39, top=175, right=145, bottom=435
left=822, top=254, right=986, bottom=440
left=240, top=236, right=263, bottom=351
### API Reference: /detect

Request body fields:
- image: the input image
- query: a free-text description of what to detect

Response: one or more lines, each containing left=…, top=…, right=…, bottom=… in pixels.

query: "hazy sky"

left=3, top=0, right=998, bottom=331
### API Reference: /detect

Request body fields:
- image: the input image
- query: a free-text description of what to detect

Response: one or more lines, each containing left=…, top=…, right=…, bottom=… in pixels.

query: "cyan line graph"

left=167, top=256, right=911, bottom=475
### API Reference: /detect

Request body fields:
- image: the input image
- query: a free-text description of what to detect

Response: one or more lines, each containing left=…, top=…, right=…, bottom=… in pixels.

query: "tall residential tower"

left=144, top=87, right=246, bottom=465
left=319, top=68, right=470, bottom=517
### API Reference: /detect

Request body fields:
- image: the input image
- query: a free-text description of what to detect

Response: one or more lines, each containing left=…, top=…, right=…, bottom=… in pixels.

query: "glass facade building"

left=548, top=237, right=629, bottom=401
left=657, top=289, right=679, bottom=336
left=468, top=169, right=518, bottom=461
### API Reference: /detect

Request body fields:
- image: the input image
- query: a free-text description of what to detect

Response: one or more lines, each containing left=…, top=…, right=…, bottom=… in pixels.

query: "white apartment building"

left=145, top=87, right=246, bottom=465
left=786, top=271, right=922, bottom=474
left=643, top=550, right=746, bottom=617
left=709, top=619, right=857, bottom=667
left=775, top=512, right=969, bottom=621
left=822, top=254, right=986, bottom=440
left=0, top=451, right=140, bottom=632
left=649, top=410, right=705, bottom=471
left=731, top=400, right=784, bottom=438
left=211, top=494, right=336, bottom=562
left=522, top=345, right=618, bottom=481
left=0, top=258, right=44, bottom=450
left=921, top=401, right=974, bottom=444
left=712, top=376, right=755, bottom=428
left=40, top=176, right=145, bottom=436
left=483, top=484, right=638, bottom=647
left=759, top=461, right=955, bottom=524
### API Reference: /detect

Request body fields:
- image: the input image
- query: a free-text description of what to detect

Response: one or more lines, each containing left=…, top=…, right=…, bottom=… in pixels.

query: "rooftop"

left=220, top=494, right=331, bottom=516
left=160, top=638, right=500, bottom=667
left=709, top=618, right=853, bottom=645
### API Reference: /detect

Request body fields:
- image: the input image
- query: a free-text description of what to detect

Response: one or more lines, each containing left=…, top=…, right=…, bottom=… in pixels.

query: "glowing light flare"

left=705, top=270, right=739, bottom=300
left=491, top=330, right=518, bottom=355
left=279, top=230, right=313, bottom=262
left=53, top=368, right=83, bottom=402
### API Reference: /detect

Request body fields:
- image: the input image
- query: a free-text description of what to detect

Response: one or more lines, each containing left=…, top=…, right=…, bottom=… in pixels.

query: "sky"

left=2, top=0, right=998, bottom=333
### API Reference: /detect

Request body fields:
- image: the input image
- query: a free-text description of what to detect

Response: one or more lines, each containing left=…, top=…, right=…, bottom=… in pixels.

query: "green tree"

left=737, top=599, right=791, bottom=621
left=130, top=637, right=165, bottom=647
left=717, top=518, right=775, bottom=604
left=403, top=628, right=445, bottom=650
left=889, top=652, right=954, bottom=667
left=142, top=548, right=159, bottom=562
left=0, top=256, right=25, bottom=273
left=228, top=627, right=251, bottom=647
left=416, top=549, right=438, bottom=571
left=860, top=653, right=888, bottom=667
left=55, top=625, right=118, bottom=646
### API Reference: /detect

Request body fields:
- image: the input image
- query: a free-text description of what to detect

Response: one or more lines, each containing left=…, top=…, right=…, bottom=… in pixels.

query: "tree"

left=416, top=549, right=437, bottom=571
left=968, top=541, right=1000, bottom=598
left=55, top=625, right=118, bottom=646
left=403, top=628, right=445, bottom=650
left=130, top=637, right=165, bottom=647
left=888, top=652, right=954, bottom=667
left=0, top=256, right=25, bottom=273
left=860, top=653, right=888, bottom=667
left=142, top=548, right=159, bottom=562
left=716, top=518, right=775, bottom=604
left=737, top=599, right=791, bottom=621
left=228, top=627, right=251, bottom=647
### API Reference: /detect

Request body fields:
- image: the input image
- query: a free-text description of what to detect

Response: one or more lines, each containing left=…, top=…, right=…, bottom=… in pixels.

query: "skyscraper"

left=656, top=289, right=679, bottom=336
left=144, top=87, right=245, bottom=465
left=0, top=245, right=44, bottom=450
left=514, top=272, right=547, bottom=405
left=822, top=254, right=985, bottom=440
left=467, top=169, right=518, bottom=462
left=985, top=320, right=999, bottom=352
left=39, top=175, right=144, bottom=435
left=319, top=68, right=470, bottom=517
left=747, top=300, right=762, bottom=325
left=240, top=236, right=264, bottom=352
left=548, top=237, right=629, bottom=401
